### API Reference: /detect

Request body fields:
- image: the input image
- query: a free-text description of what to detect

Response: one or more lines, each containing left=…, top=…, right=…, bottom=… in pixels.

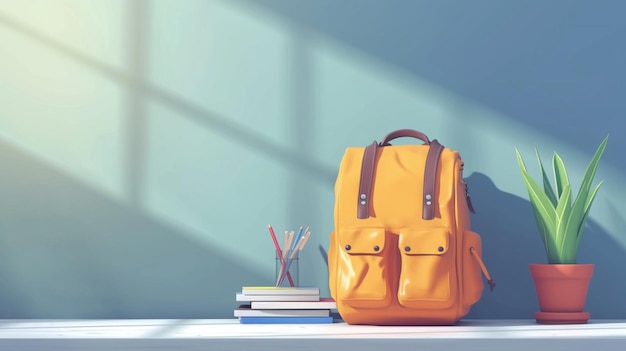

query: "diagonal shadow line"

left=0, top=11, right=336, bottom=186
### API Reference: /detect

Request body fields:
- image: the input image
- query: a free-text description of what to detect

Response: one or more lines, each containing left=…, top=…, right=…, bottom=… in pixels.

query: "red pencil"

left=268, top=224, right=294, bottom=287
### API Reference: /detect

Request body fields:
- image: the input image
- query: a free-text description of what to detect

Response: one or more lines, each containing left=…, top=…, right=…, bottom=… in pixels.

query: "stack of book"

left=234, top=286, right=336, bottom=324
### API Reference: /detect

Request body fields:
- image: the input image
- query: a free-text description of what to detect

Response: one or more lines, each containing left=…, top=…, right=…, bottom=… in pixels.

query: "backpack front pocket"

left=397, top=228, right=458, bottom=309
left=336, top=227, right=391, bottom=308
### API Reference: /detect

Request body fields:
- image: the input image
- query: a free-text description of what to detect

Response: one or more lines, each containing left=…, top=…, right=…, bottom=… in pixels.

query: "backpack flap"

left=339, top=228, right=386, bottom=254
left=398, top=228, right=449, bottom=255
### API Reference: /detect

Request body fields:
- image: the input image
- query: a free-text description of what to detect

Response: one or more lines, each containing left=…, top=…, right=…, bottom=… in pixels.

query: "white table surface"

left=1, top=319, right=625, bottom=351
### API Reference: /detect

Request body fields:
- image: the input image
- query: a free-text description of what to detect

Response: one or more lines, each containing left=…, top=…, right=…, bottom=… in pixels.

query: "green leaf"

left=555, top=184, right=576, bottom=263
left=535, top=148, right=558, bottom=207
left=552, top=152, right=570, bottom=202
left=516, top=149, right=558, bottom=255
left=530, top=204, right=558, bottom=262
left=583, top=180, right=604, bottom=221
left=577, top=180, right=604, bottom=241
left=516, top=148, right=529, bottom=172
left=569, top=181, right=603, bottom=262
left=572, top=135, right=608, bottom=212
left=516, top=150, right=557, bottom=225
left=555, top=183, right=571, bottom=236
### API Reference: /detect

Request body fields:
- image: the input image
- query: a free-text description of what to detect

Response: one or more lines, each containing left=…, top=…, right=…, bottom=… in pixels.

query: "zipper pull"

left=464, top=181, right=476, bottom=214
left=470, top=247, right=495, bottom=291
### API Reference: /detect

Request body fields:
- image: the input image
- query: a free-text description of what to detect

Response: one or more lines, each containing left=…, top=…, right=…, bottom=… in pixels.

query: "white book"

left=250, top=298, right=337, bottom=310
left=241, top=286, right=320, bottom=296
left=236, top=293, right=320, bottom=302
left=234, top=305, right=330, bottom=317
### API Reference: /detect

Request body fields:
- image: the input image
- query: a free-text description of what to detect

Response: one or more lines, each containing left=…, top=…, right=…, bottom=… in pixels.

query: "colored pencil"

left=276, top=231, right=295, bottom=286
left=277, top=231, right=312, bottom=287
left=268, top=224, right=294, bottom=287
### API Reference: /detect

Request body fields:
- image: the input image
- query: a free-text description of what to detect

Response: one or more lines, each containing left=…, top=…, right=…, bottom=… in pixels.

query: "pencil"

left=277, top=231, right=312, bottom=287
left=284, top=231, right=294, bottom=260
left=291, top=226, right=304, bottom=252
left=282, top=231, right=290, bottom=259
left=293, top=231, right=311, bottom=257
left=276, top=231, right=295, bottom=286
left=268, top=224, right=294, bottom=287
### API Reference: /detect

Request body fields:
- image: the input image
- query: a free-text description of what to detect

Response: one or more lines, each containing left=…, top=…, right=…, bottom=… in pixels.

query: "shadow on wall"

left=0, top=140, right=266, bottom=319
left=238, top=0, right=626, bottom=171
left=465, top=172, right=626, bottom=319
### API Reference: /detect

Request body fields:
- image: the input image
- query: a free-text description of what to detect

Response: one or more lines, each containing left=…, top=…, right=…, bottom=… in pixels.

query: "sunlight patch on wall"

left=0, top=0, right=126, bottom=69
left=0, top=19, right=125, bottom=200
left=149, top=0, right=291, bottom=149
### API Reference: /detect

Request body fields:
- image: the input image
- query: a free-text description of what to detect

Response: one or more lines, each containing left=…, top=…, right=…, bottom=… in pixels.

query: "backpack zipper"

left=459, top=162, right=476, bottom=214
left=462, top=180, right=476, bottom=214
left=470, top=247, right=495, bottom=291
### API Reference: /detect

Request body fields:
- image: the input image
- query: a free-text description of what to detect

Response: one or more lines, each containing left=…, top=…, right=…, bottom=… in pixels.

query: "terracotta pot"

left=529, top=263, right=594, bottom=324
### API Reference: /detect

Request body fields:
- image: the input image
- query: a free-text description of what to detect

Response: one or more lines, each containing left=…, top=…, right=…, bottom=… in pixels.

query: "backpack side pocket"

left=463, top=230, right=485, bottom=306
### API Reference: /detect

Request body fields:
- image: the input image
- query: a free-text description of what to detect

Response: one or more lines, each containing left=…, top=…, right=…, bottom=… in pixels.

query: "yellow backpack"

left=328, top=129, right=494, bottom=325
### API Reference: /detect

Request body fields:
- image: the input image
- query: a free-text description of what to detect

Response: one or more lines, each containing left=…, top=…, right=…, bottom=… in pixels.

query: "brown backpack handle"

left=357, top=129, right=444, bottom=220
left=380, top=129, right=430, bottom=146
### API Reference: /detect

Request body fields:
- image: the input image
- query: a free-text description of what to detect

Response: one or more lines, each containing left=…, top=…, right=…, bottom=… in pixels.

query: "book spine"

left=250, top=300, right=337, bottom=310
left=241, top=287, right=320, bottom=296
left=236, top=293, right=320, bottom=302
left=234, top=309, right=330, bottom=318
left=239, top=316, right=333, bottom=324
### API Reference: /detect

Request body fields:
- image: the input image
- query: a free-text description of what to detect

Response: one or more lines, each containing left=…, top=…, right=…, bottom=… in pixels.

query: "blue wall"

left=0, top=0, right=624, bottom=319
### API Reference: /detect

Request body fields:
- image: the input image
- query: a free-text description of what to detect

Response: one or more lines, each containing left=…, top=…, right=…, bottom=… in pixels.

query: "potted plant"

left=515, top=135, right=608, bottom=324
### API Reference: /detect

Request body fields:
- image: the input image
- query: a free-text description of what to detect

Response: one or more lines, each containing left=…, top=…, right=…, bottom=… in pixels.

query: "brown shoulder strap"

left=422, top=139, right=444, bottom=220
left=357, top=141, right=378, bottom=219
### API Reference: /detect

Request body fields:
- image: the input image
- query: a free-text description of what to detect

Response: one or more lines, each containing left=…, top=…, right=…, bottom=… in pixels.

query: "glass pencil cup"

left=275, top=251, right=299, bottom=287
